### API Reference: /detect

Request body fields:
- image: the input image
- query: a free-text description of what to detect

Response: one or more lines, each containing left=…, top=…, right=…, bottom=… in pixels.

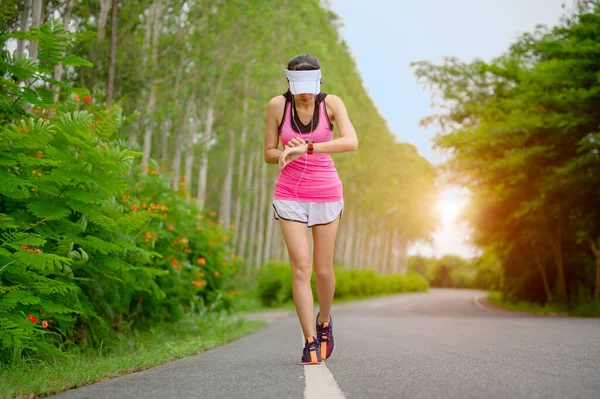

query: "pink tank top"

left=274, top=93, right=343, bottom=202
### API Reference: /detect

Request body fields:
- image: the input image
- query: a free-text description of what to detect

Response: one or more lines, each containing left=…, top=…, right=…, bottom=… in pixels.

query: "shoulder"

left=266, top=95, right=286, bottom=114
left=323, top=94, right=345, bottom=109
left=323, top=94, right=346, bottom=116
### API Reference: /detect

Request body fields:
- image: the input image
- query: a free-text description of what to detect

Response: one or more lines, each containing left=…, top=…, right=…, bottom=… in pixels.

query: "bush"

left=0, top=21, right=242, bottom=363
left=256, top=262, right=429, bottom=308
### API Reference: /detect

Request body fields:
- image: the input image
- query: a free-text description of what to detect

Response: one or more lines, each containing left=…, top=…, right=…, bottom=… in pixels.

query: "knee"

left=314, top=264, right=334, bottom=280
left=291, top=260, right=312, bottom=282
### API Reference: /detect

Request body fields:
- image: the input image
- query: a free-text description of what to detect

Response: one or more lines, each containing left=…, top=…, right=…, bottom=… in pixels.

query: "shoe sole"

left=301, top=361, right=324, bottom=366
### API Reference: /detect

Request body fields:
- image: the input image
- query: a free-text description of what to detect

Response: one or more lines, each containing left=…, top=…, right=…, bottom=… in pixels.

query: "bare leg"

left=312, top=216, right=340, bottom=324
left=279, top=220, right=314, bottom=339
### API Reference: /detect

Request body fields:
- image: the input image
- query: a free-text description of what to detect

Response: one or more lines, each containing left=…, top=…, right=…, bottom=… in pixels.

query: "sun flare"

left=436, top=188, right=469, bottom=227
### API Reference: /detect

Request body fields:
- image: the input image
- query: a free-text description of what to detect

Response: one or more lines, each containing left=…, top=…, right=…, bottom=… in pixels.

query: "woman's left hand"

left=279, top=144, right=307, bottom=169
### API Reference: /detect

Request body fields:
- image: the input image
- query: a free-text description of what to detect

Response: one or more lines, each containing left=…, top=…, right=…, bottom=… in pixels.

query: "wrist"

left=306, top=140, right=314, bottom=155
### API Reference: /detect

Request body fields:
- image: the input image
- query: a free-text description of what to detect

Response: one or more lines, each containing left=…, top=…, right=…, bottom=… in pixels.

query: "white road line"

left=304, top=363, right=346, bottom=399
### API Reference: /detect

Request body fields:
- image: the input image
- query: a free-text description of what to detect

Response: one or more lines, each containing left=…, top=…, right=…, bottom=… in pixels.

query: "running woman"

left=263, top=54, right=359, bottom=365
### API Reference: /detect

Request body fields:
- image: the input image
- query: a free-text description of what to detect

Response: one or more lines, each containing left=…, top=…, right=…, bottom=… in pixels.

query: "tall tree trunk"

left=270, top=220, right=281, bottom=261
left=247, top=161, right=262, bottom=271
left=219, top=128, right=235, bottom=229
left=171, top=97, right=193, bottom=190
left=383, top=229, right=392, bottom=273
left=343, top=211, right=355, bottom=267
left=530, top=240, right=552, bottom=303
left=184, top=113, right=198, bottom=191
left=97, top=0, right=112, bottom=41
left=105, top=0, right=118, bottom=103
left=141, top=0, right=162, bottom=170
left=263, top=180, right=275, bottom=265
left=160, top=120, right=170, bottom=168
left=196, top=105, right=214, bottom=209
left=374, top=231, right=384, bottom=273
left=17, top=0, right=32, bottom=59
left=29, top=0, right=43, bottom=60
left=238, top=152, right=257, bottom=261
left=171, top=130, right=184, bottom=191
left=49, top=0, right=72, bottom=116
left=334, top=220, right=344, bottom=266
left=590, top=237, right=600, bottom=301
left=548, top=223, right=567, bottom=302
left=232, top=95, right=249, bottom=250
left=254, top=161, right=268, bottom=270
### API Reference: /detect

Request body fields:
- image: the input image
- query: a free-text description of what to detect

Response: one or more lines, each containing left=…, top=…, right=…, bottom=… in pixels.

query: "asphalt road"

left=53, top=289, right=600, bottom=399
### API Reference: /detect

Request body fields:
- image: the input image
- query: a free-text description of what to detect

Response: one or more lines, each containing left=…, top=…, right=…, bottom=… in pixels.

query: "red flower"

left=27, top=315, right=38, bottom=324
left=19, top=127, right=23, bottom=132
left=132, top=205, right=138, bottom=212
left=36, top=151, right=43, bottom=159
left=42, top=320, right=48, bottom=328
left=171, top=259, right=178, bottom=266
left=83, top=96, right=91, bottom=104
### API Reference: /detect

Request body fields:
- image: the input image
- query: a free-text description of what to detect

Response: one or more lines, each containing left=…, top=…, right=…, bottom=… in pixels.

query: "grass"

left=487, top=291, right=600, bottom=317
left=0, top=312, right=267, bottom=399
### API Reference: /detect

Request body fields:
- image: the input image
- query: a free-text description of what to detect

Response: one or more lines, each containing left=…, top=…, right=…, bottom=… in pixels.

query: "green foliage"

left=0, top=21, right=241, bottom=363
left=412, top=2, right=600, bottom=304
left=256, top=262, right=429, bottom=308
left=409, top=253, right=503, bottom=290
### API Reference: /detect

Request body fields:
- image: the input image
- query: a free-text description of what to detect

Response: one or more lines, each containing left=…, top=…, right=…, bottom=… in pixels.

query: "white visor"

left=283, top=69, right=321, bottom=95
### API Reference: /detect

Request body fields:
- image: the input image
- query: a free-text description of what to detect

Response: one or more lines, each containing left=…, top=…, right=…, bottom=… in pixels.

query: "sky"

left=328, top=0, right=568, bottom=258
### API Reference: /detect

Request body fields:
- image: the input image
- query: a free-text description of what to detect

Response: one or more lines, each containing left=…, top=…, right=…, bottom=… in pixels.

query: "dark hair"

left=287, top=54, right=320, bottom=71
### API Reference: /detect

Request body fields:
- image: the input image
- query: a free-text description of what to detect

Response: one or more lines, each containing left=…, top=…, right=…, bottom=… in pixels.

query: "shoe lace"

left=304, top=339, right=318, bottom=353
left=318, top=322, right=332, bottom=342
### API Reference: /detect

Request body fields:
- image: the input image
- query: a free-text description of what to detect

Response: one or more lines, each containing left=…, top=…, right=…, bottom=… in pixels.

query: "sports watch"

left=306, top=140, right=314, bottom=155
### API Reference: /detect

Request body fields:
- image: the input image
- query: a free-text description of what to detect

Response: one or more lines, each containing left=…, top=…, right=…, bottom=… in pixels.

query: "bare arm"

left=264, top=97, right=284, bottom=164
left=313, top=95, right=359, bottom=154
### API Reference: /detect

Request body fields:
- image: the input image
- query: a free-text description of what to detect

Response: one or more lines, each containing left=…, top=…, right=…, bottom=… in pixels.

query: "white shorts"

left=273, top=199, right=344, bottom=227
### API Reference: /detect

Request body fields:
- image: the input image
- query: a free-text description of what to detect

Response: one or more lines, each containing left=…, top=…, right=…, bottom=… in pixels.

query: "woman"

left=263, top=54, right=359, bottom=365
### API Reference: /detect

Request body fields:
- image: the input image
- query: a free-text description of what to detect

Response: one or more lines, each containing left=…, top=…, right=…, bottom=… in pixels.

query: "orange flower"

left=168, top=225, right=174, bottom=231
left=142, top=204, right=147, bottom=209
left=163, top=213, right=168, bottom=220
left=91, top=123, right=95, bottom=128
left=96, top=120, right=100, bottom=124
left=132, top=205, right=138, bottom=212
left=191, top=280, right=204, bottom=287
left=197, top=258, right=206, bottom=265
left=214, top=271, right=220, bottom=277
left=36, top=151, right=43, bottom=159
left=75, top=94, right=80, bottom=102
left=18, top=127, right=23, bottom=132
left=222, top=235, right=229, bottom=242
left=209, top=211, right=217, bottom=217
